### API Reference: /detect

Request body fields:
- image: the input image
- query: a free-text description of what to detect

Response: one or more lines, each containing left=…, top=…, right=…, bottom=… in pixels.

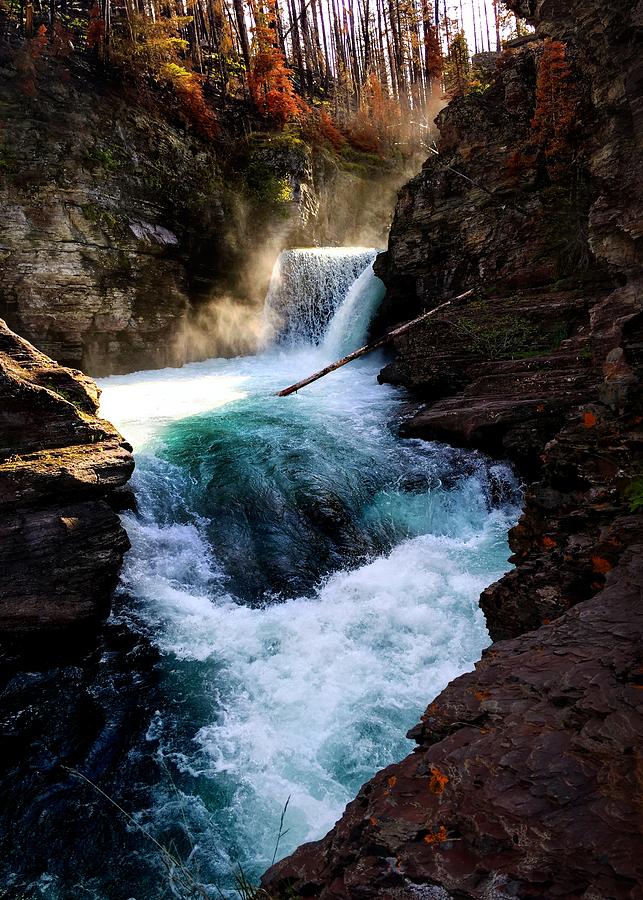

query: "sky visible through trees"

left=4, top=0, right=532, bottom=149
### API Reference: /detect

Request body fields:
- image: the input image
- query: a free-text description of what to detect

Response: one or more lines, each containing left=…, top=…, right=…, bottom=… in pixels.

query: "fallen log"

left=275, top=289, right=474, bottom=397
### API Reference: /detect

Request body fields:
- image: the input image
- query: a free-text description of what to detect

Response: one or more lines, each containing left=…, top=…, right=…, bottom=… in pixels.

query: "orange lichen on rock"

left=592, top=556, right=612, bottom=574
left=424, top=825, right=448, bottom=844
left=583, top=411, right=598, bottom=428
left=388, top=776, right=397, bottom=788
left=428, top=767, right=449, bottom=794
left=542, top=536, right=557, bottom=549
left=474, top=690, right=491, bottom=701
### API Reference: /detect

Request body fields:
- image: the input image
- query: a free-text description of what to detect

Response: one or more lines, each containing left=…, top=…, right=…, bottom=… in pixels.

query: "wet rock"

left=0, top=621, right=166, bottom=896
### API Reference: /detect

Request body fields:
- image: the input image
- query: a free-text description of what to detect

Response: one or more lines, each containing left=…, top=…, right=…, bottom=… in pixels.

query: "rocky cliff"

left=263, top=0, right=643, bottom=896
left=0, top=53, right=412, bottom=376
left=0, top=319, right=133, bottom=632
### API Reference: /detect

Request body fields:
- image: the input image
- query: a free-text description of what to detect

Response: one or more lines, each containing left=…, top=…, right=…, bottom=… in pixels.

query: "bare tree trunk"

left=483, top=0, right=491, bottom=51
left=314, top=0, right=332, bottom=89
left=276, top=291, right=474, bottom=397
left=232, top=0, right=251, bottom=71
left=288, top=0, right=306, bottom=94
left=102, top=0, right=111, bottom=63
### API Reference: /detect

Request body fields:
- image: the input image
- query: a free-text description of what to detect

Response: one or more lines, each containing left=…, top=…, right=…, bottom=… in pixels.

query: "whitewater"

left=98, top=248, right=520, bottom=894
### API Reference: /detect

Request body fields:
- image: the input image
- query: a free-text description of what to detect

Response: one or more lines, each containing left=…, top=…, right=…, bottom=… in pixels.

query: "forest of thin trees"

left=3, top=0, right=530, bottom=150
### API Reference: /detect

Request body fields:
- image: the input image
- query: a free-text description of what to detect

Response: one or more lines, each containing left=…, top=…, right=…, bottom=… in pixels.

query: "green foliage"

left=541, top=182, right=592, bottom=275
left=83, top=144, right=123, bottom=173
left=444, top=30, right=471, bottom=97
left=338, top=144, right=395, bottom=178
left=451, top=301, right=572, bottom=361
left=81, top=203, right=120, bottom=232
left=43, top=384, right=81, bottom=408
left=0, top=141, right=18, bottom=175
left=465, top=65, right=494, bottom=96
left=243, top=159, right=293, bottom=209
left=453, top=307, right=537, bottom=359
left=248, top=128, right=307, bottom=154
left=624, top=477, right=643, bottom=513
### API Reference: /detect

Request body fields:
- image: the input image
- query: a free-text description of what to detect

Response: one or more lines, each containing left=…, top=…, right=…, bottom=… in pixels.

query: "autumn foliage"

left=163, top=64, right=219, bottom=138
left=424, top=24, right=444, bottom=83
left=6, top=0, right=529, bottom=158
left=109, top=14, right=217, bottom=138
left=428, top=766, right=449, bottom=794
left=345, top=74, right=401, bottom=153
left=424, top=825, right=449, bottom=844
left=300, top=106, right=345, bottom=151
left=248, top=0, right=304, bottom=128
left=86, top=3, right=106, bottom=53
left=531, top=39, right=579, bottom=182
left=14, top=23, right=73, bottom=95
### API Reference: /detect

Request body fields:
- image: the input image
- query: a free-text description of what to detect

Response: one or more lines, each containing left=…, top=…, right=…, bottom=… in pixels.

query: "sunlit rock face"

left=0, top=69, right=409, bottom=378
left=0, top=74, right=312, bottom=377
left=0, top=319, right=133, bottom=631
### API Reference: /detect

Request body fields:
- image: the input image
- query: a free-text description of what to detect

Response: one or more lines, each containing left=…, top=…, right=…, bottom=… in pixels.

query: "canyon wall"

left=263, top=0, right=643, bottom=896
left=0, top=57, right=410, bottom=377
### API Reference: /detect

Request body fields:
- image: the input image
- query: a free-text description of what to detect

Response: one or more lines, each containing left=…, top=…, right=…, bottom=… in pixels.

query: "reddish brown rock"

left=263, top=0, right=643, bottom=896
left=0, top=320, right=134, bottom=632
left=264, top=531, right=643, bottom=899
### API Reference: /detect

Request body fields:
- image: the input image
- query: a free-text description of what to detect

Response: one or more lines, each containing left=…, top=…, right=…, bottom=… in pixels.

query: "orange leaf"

left=428, top=766, right=449, bottom=795
left=591, top=556, right=612, bottom=574
left=424, top=825, right=448, bottom=844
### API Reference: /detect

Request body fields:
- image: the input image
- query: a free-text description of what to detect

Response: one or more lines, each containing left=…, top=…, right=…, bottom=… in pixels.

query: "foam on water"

left=98, top=251, right=520, bottom=893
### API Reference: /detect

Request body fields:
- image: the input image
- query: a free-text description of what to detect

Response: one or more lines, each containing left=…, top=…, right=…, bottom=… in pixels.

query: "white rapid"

left=98, top=248, right=520, bottom=895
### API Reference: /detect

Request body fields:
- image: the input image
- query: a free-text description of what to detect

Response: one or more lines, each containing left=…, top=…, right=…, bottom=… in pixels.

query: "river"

left=93, top=248, right=519, bottom=895
left=0, top=249, right=519, bottom=899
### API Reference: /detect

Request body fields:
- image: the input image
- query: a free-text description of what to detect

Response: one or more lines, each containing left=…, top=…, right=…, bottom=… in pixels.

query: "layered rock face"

left=0, top=320, right=133, bottom=632
left=0, top=56, right=411, bottom=376
left=0, top=63, right=220, bottom=376
left=264, top=0, right=643, bottom=896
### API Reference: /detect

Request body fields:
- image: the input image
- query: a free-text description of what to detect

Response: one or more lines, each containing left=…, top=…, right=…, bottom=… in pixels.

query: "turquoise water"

left=98, top=250, right=519, bottom=894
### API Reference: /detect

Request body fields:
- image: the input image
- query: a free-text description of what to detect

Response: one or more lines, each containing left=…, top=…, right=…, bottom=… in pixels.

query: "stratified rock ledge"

left=0, top=320, right=134, bottom=633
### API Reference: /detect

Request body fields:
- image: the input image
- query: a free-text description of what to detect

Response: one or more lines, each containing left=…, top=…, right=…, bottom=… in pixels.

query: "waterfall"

left=321, top=261, right=386, bottom=357
left=263, top=247, right=377, bottom=347
left=90, top=250, right=520, bottom=897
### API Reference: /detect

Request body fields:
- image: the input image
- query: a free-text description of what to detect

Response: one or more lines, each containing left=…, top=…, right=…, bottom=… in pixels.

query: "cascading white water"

left=98, top=249, right=520, bottom=896
left=263, top=247, right=377, bottom=346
